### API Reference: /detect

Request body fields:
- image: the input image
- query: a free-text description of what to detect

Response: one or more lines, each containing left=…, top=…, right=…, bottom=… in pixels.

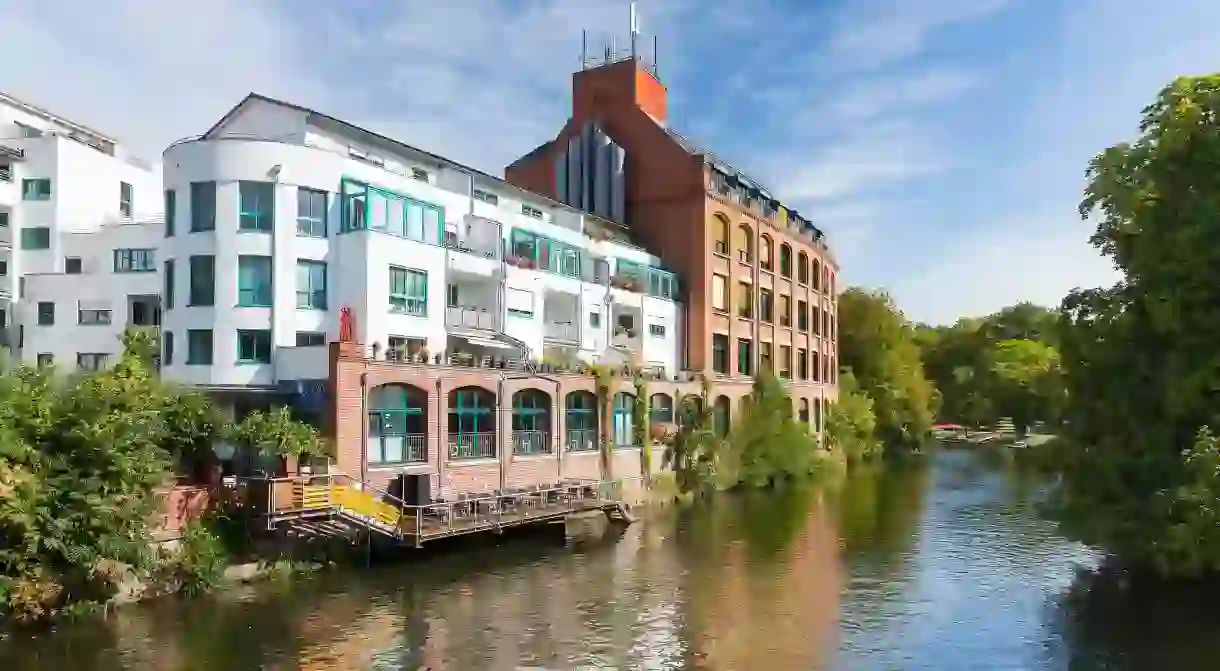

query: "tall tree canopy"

left=1054, top=74, right=1220, bottom=577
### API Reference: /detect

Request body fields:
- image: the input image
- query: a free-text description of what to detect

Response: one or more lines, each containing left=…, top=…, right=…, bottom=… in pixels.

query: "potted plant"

left=418, top=346, right=430, bottom=364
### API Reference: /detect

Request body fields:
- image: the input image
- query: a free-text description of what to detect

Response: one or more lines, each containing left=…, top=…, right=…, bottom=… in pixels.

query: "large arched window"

left=368, top=384, right=428, bottom=464
left=736, top=224, right=753, bottom=264
left=448, top=387, right=496, bottom=459
left=612, top=392, right=636, bottom=446
left=512, top=388, right=552, bottom=454
left=565, top=391, right=598, bottom=452
left=779, top=244, right=792, bottom=278
left=813, top=259, right=822, bottom=291
left=759, top=235, right=774, bottom=271
left=649, top=393, right=674, bottom=423
left=712, top=214, right=730, bottom=256
left=797, top=251, right=809, bottom=284
left=713, top=395, right=731, bottom=437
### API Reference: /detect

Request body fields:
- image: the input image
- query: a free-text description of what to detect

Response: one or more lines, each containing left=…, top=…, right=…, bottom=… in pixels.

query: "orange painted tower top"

left=572, top=3, right=667, bottom=124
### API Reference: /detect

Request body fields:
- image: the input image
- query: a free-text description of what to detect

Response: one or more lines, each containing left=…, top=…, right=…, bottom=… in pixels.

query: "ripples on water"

left=5, top=448, right=1220, bottom=670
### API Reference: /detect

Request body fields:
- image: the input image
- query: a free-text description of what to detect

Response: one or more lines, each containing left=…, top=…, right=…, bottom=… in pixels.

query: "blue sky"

left=3, top=0, right=1219, bottom=323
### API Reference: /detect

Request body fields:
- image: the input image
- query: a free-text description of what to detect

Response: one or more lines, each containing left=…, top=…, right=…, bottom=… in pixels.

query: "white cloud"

left=821, top=69, right=980, bottom=123
left=826, top=0, right=1011, bottom=71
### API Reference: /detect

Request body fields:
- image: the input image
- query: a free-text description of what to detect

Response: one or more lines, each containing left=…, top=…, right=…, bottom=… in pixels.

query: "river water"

left=5, top=448, right=1220, bottom=670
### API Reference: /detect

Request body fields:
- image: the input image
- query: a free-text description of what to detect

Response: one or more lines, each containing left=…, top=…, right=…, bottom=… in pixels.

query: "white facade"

left=0, top=91, right=163, bottom=366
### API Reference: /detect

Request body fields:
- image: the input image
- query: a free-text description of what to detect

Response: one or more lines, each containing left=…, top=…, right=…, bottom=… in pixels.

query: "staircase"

left=996, top=417, right=1016, bottom=435
left=272, top=478, right=409, bottom=544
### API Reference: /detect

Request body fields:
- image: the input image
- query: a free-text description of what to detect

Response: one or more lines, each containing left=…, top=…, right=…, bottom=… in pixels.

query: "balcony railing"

left=0, top=165, right=11, bottom=182
left=544, top=320, right=578, bottom=342
left=446, top=305, right=498, bottom=331
left=370, top=434, right=428, bottom=464
left=512, top=430, right=552, bottom=455
left=566, top=429, right=598, bottom=452
left=449, top=432, right=497, bottom=460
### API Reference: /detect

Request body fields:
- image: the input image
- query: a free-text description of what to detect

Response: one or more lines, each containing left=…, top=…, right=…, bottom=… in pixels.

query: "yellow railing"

left=333, top=485, right=401, bottom=528
left=294, top=484, right=332, bottom=509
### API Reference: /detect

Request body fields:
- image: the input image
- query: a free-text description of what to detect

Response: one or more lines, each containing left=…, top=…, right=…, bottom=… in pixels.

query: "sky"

left=3, top=0, right=1219, bottom=324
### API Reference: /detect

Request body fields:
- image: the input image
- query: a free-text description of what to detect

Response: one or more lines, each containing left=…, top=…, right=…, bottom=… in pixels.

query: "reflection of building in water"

left=685, top=496, right=842, bottom=669
left=292, top=596, right=407, bottom=670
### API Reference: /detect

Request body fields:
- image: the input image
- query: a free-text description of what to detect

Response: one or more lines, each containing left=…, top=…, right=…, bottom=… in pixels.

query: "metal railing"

left=544, top=321, right=578, bottom=342
left=565, top=429, right=598, bottom=452
left=512, top=430, right=552, bottom=455
left=369, top=434, right=428, bottom=464
left=446, top=305, right=498, bottom=331
left=448, top=432, right=497, bottom=459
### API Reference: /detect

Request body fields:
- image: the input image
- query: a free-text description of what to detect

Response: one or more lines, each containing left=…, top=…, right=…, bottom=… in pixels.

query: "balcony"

left=544, top=320, right=579, bottom=344
left=512, top=430, right=552, bottom=455
left=449, top=432, right=497, bottom=460
left=446, top=305, right=500, bottom=332
left=565, top=428, right=598, bottom=452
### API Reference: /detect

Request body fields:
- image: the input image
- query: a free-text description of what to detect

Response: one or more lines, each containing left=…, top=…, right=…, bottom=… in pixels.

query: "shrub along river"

left=4, top=448, right=1220, bottom=670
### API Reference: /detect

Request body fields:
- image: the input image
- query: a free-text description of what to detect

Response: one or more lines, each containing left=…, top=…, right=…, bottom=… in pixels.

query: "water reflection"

left=6, top=449, right=1220, bottom=669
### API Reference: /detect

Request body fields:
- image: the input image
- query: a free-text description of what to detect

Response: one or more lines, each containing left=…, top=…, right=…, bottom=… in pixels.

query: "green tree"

left=1053, top=73, right=1220, bottom=577
left=824, top=371, right=882, bottom=461
left=725, top=369, right=820, bottom=487
left=988, top=338, right=1064, bottom=433
left=663, top=381, right=721, bottom=496
left=838, top=288, right=938, bottom=449
left=229, top=406, right=328, bottom=458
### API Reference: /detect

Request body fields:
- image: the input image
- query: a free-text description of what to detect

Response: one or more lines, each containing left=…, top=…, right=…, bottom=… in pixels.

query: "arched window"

left=713, top=395, right=731, bottom=437
left=779, top=244, right=792, bottom=278
left=759, top=235, right=774, bottom=271
left=565, top=391, right=598, bottom=452
left=368, top=384, right=428, bottom=464
left=449, top=387, right=496, bottom=459
left=649, top=393, right=674, bottom=423
left=813, top=259, right=822, bottom=291
left=511, top=389, right=552, bottom=454
left=612, top=392, right=635, bottom=446
left=797, top=252, right=809, bottom=284
left=712, top=214, right=729, bottom=256
left=736, top=224, right=753, bottom=264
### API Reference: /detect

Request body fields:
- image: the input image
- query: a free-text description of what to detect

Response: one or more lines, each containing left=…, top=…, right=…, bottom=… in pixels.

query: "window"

left=798, top=300, right=808, bottom=331
left=812, top=304, right=822, bottom=335
left=506, top=288, right=534, bottom=319
left=65, top=257, right=82, bottom=274
left=164, top=189, right=176, bottom=237
left=760, top=235, right=773, bottom=271
left=164, top=260, right=175, bottom=310
left=389, top=267, right=427, bottom=315
left=649, top=324, right=666, bottom=337
left=22, top=178, right=51, bottom=200
left=36, top=353, right=53, bottom=367
left=370, top=384, right=428, bottom=464
left=295, top=331, right=326, bottom=347
left=737, top=338, right=752, bottom=376
left=0, top=212, right=7, bottom=227
left=612, top=393, right=635, bottom=446
left=521, top=204, right=543, bottom=219
left=713, top=334, right=729, bottom=374
left=759, top=289, right=773, bottom=323
left=163, top=332, right=174, bottom=366
left=779, top=345, right=792, bottom=378
left=648, top=269, right=677, bottom=300
left=77, top=354, right=108, bottom=372
left=190, top=181, right=216, bottom=232
left=737, top=281, right=753, bottom=318
left=113, top=248, right=156, bottom=272
left=188, top=255, right=215, bottom=306
left=237, top=329, right=272, bottom=363
left=295, top=260, right=327, bottom=310
left=239, top=181, right=274, bottom=232
left=187, top=329, right=213, bottom=365
left=589, top=310, right=601, bottom=328
left=119, top=182, right=133, bottom=217
left=712, top=274, right=728, bottom=312
left=779, top=244, right=792, bottom=277
left=296, top=187, right=327, bottom=237
left=338, top=178, right=444, bottom=242
left=779, top=294, right=791, bottom=327
left=237, top=255, right=273, bottom=306
left=0, top=163, right=10, bottom=183
left=78, top=307, right=112, bottom=325
left=797, top=252, right=809, bottom=284
left=813, top=352, right=821, bottom=382
left=36, top=302, right=54, bottom=325
left=797, top=348, right=808, bottom=380
left=713, top=215, right=729, bottom=255
left=812, top=260, right=822, bottom=291
left=736, top=225, right=753, bottom=263
left=20, top=227, right=50, bottom=250
left=760, top=342, right=773, bottom=371
left=0, top=260, right=6, bottom=276
left=472, top=189, right=498, bottom=205
left=410, top=167, right=429, bottom=181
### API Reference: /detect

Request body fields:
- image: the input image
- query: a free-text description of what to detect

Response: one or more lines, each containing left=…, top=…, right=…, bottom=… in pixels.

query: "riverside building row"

left=0, top=54, right=838, bottom=494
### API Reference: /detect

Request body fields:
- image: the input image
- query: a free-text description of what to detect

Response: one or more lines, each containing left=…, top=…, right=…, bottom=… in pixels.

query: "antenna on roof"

left=653, top=35, right=659, bottom=76
left=581, top=29, right=587, bottom=68
left=630, top=2, right=639, bottom=60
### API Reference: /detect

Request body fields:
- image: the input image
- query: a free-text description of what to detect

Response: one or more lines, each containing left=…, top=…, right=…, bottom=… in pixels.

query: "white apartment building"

left=3, top=93, right=683, bottom=393
left=0, top=91, right=163, bottom=368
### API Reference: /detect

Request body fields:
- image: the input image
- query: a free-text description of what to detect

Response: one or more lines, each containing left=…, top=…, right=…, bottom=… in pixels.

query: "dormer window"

left=411, top=167, right=429, bottom=182
left=521, top=204, right=543, bottom=219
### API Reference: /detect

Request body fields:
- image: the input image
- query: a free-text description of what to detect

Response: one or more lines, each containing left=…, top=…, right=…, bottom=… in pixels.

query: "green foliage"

left=664, top=384, right=721, bottom=496
left=726, top=369, right=822, bottom=487
left=825, top=371, right=883, bottom=461
left=1051, top=74, right=1220, bottom=578
left=838, top=288, right=938, bottom=450
left=163, top=520, right=228, bottom=597
left=633, top=377, right=652, bottom=480
left=228, top=406, right=328, bottom=458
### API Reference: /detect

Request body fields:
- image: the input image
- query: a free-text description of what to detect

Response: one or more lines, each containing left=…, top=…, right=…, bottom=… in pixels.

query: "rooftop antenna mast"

left=630, top=2, right=640, bottom=60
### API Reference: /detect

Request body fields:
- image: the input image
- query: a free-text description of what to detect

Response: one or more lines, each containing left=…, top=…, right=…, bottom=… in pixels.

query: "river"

left=5, top=448, right=1220, bottom=670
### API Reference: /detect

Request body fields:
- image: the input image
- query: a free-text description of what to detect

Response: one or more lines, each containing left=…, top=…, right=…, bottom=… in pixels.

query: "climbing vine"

left=633, top=375, right=651, bottom=482
left=589, top=364, right=617, bottom=481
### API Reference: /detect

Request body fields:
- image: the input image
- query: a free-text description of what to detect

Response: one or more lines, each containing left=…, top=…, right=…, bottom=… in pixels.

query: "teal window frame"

left=511, top=390, right=549, bottom=432
left=186, top=329, right=213, bottom=365
left=713, top=397, right=730, bottom=437
left=389, top=266, right=427, bottom=316
left=338, top=177, right=444, bottom=244
left=565, top=392, right=597, bottom=431
left=449, top=388, right=495, bottom=437
left=20, top=227, right=50, bottom=250
left=295, top=260, right=327, bottom=310
left=113, top=248, right=156, bottom=272
left=36, top=302, right=54, bottom=326
left=616, top=259, right=677, bottom=300
left=712, top=334, right=729, bottom=374
left=236, top=329, right=272, bottom=364
left=295, top=331, right=326, bottom=347
left=509, top=228, right=582, bottom=278
left=22, top=178, right=50, bottom=201
left=737, top=338, right=752, bottom=376
left=296, top=187, right=328, bottom=237
left=164, top=189, right=176, bottom=237
left=238, top=181, right=275, bottom=232
left=190, top=181, right=216, bottom=232
left=237, top=255, right=273, bottom=307
left=163, top=332, right=174, bottom=367
left=164, top=260, right=175, bottom=310
left=649, top=393, right=674, bottom=423
left=368, top=384, right=428, bottom=465
left=188, top=255, right=215, bottom=306
left=612, top=393, right=635, bottom=446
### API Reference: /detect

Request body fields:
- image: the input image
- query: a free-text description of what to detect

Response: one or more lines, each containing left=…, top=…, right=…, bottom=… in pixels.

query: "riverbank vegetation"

left=0, top=329, right=326, bottom=624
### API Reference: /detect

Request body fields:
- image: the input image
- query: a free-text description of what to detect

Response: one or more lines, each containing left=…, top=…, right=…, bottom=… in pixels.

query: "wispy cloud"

left=826, top=0, right=1012, bottom=71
